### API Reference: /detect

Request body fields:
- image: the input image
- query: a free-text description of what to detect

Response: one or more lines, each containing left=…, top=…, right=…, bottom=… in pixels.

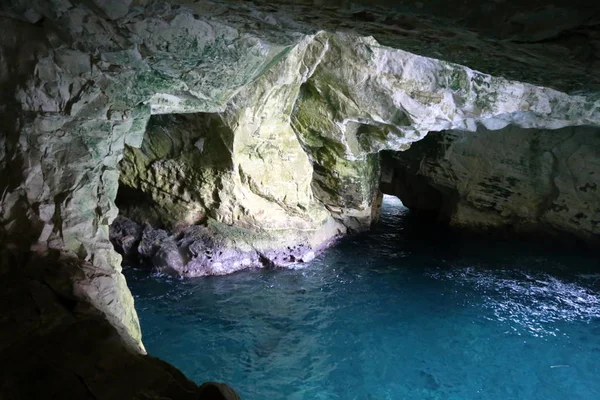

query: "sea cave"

left=1, top=1, right=599, bottom=399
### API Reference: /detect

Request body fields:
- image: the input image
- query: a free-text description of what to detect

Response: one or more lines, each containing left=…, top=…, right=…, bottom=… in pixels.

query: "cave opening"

left=4, top=1, right=600, bottom=399
left=113, top=118, right=600, bottom=400
left=379, top=148, right=446, bottom=220
left=110, top=112, right=452, bottom=277
left=379, top=125, right=600, bottom=248
left=111, top=117, right=600, bottom=279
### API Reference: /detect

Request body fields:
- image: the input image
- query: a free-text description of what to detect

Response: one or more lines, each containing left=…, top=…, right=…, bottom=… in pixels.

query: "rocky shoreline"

left=110, top=215, right=338, bottom=277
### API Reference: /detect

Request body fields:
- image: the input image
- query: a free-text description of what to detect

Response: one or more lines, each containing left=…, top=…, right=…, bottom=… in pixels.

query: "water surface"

left=126, top=196, right=600, bottom=400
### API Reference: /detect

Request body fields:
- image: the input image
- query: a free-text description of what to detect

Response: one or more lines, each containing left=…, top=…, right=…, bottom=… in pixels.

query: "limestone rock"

left=138, top=225, right=172, bottom=259
left=111, top=216, right=332, bottom=276
left=91, top=0, right=132, bottom=20
left=1, top=0, right=599, bottom=398
left=117, top=30, right=600, bottom=274
left=110, top=215, right=143, bottom=257
left=381, top=125, right=600, bottom=245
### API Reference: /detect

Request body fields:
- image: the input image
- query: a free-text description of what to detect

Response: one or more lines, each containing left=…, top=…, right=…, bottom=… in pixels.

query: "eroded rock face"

left=116, top=30, right=599, bottom=275
left=111, top=216, right=324, bottom=276
left=1, top=0, right=599, bottom=397
left=381, top=125, right=600, bottom=245
left=1, top=0, right=310, bottom=351
left=290, top=32, right=599, bottom=232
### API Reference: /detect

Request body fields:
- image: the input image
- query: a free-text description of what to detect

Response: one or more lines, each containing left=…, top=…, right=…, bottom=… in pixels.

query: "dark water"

left=125, top=196, right=600, bottom=400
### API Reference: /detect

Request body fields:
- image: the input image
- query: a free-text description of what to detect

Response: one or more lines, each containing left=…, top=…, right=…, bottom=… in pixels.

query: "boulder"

left=198, top=382, right=242, bottom=400
left=109, top=215, right=143, bottom=257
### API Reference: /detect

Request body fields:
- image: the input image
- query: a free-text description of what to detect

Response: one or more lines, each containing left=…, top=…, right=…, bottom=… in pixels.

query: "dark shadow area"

left=366, top=196, right=599, bottom=275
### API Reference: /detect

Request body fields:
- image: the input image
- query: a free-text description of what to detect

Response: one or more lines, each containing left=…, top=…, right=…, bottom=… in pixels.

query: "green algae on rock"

left=1, top=0, right=600, bottom=398
left=115, top=31, right=600, bottom=276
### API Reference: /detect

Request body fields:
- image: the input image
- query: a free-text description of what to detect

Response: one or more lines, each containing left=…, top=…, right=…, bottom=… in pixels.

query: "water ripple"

left=429, top=267, right=600, bottom=336
left=126, top=197, right=600, bottom=400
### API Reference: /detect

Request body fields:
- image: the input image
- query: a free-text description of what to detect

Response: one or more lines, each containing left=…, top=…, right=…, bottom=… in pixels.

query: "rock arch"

left=1, top=0, right=599, bottom=398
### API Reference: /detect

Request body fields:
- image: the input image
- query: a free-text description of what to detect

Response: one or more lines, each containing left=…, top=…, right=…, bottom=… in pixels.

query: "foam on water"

left=126, top=196, right=600, bottom=400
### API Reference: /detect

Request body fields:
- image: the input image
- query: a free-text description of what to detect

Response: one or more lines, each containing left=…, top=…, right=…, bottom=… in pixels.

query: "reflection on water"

left=126, top=196, right=600, bottom=400
left=429, top=267, right=600, bottom=337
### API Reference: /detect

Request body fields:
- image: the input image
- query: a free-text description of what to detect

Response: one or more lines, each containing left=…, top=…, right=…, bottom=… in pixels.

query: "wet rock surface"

left=111, top=216, right=333, bottom=276
left=110, top=215, right=144, bottom=257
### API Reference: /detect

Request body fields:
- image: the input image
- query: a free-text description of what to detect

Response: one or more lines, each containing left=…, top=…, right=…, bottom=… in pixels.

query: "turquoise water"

left=125, top=196, right=600, bottom=400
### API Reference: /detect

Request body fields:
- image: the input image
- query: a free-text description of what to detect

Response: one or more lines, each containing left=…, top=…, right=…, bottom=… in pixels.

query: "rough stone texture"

left=117, top=109, right=340, bottom=275
left=381, top=125, right=600, bottom=246
left=1, top=0, right=309, bottom=353
left=110, top=215, right=144, bottom=257
left=117, top=30, right=599, bottom=276
left=289, top=31, right=599, bottom=234
left=111, top=216, right=326, bottom=276
left=234, top=0, right=600, bottom=93
left=0, top=0, right=599, bottom=398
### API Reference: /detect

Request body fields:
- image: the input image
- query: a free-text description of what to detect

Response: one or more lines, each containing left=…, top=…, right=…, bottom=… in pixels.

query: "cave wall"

left=114, top=30, right=600, bottom=277
left=0, top=0, right=308, bottom=350
left=0, top=0, right=599, bottom=398
left=0, top=1, right=312, bottom=397
left=381, top=125, right=600, bottom=245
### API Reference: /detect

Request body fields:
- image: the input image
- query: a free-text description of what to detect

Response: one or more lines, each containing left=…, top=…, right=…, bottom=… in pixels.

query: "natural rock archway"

left=113, top=31, right=599, bottom=277
left=1, top=0, right=599, bottom=398
left=380, top=125, right=600, bottom=246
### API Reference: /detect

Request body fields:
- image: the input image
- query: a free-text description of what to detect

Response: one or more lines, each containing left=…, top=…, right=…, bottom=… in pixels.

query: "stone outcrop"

left=0, top=0, right=599, bottom=398
left=381, top=125, right=600, bottom=246
left=115, top=30, right=599, bottom=275
left=110, top=215, right=324, bottom=276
